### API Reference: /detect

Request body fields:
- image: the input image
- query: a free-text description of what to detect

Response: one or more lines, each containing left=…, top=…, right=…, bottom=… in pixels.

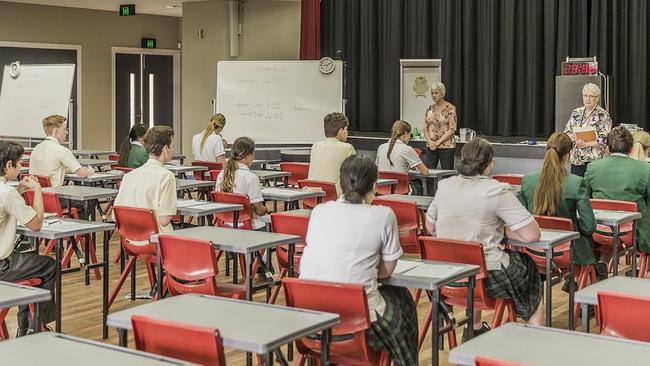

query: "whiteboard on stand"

left=0, top=63, right=75, bottom=138
left=216, top=60, right=343, bottom=144
left=400, top=59, right=442, bottom=131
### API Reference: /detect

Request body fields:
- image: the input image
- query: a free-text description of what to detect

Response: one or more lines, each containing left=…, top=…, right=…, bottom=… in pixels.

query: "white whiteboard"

left=216, top=60, right=343, bottom=143
left=0, top=63, right=75, bottom=138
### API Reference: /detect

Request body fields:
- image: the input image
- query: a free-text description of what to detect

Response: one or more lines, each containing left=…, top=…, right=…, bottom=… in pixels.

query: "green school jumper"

left=127, top=143, right=148, bottom=168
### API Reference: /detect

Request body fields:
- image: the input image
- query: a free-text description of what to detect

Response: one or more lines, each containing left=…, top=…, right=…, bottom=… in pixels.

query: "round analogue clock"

left=318, top=57, right=335, bottom=74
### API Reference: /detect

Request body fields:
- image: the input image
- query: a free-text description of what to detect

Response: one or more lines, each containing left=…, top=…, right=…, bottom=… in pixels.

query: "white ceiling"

left=2, top=0, right=208, bottom=17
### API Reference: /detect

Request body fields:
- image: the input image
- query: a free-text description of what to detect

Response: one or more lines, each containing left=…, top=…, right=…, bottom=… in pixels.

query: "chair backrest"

left=524, top=215, right=573, bottom=270
left=158, top=235, right=219, bottom=296
left=589, top=199, right=637, bottom=212
left=282, top=277, right=380, bottom=364
left=297, top=179, right=337, bottom=209
left=419, top=236, right=493, bottom=306
left=208, top=169, right=221, bottom=181
left=475, top=355, right=528, bottom=366
left=33, top=175, right=52, bottom=188
left=108, top=153, right=119, bottom=161
left=113, top=166, right=133, bottom=173
left=492, top=174, right=523, bottom=186
left=192, top=161, right=222, bottom=180
left=372, top=198, right=420, bottom=254
left=210, top=191, right=254, bottom=230
left=23, top=190, right=65, bottom=217
left=377, top=171, right=410, bottom=195
left=598, top=291, right=650, bottom=342
left=132, top=315, right=226, bottom=366
left=280, top=162, right=309, bottom=187
left=113, top=206, right=159, bottom=256
left=270, top=212, right=309, bottom=270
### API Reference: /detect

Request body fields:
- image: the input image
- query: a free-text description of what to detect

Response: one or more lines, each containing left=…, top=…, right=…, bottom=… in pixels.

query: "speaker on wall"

left=229, top=1, right=239, bottom=57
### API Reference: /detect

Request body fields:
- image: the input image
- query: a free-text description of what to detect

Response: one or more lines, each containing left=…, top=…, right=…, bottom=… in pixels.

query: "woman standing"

left=563, top=83, right=612, bottom=177
left=423, top=82, right=457, bottom=170
left=192, top=114, right=227, bottom=164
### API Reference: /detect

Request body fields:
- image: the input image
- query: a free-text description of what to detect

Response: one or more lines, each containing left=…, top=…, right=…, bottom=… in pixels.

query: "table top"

left=379, top=194, right=433, bottom=210
left=575, top=276, right=650, bottom=305
left=0, top=281, right=51, bottom=308
left=18, top=218, right=115, bottom=240
left=107, top=294, right=339, bottom=354
left=176, top=199, right=242, bottom=217
left=593, top=209, right=642, bottom=226
left=78, top=159, right=117, bottom=168
left=176, top=179, right=215, bottom=191
left=261, top=187, right=324, bottom=202
left=0, top=332, right=194, bottom=365
left=376, top=178, right=398, bottom=187
left=172, top=154, right=186, bottom=161
left=65, top=171, right=124, bottom=183
left=507, top=229, right=580, bottom=250
left=151, top=226, right=299, bottom=253
left=72, top=150, right=116, bottom=157
left=409, top=169, right=457, bottom=179
left=165, top=164, right=208, bottom=174
left=380, top=258, right=480, bottom=291
left=252, top=170, right=291, bottom=180
left=44, top=185, right=119, bottom=201
left=448, top=322, right=650, bottom=365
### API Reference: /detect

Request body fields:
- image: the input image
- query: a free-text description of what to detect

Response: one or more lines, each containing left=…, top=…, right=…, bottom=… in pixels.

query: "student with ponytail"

left=630, top=131, right=650, bottom=161
left=519, top=132, right=599, bottom=285
left=376, top=120, right=429, bottom=195
left=192, top=114, right=227, bottom=164
left=300, top=155, right=418, bottom=365
left=118, top=123, right=149, bottom=168
left=214, top=137, right=268, bottom=229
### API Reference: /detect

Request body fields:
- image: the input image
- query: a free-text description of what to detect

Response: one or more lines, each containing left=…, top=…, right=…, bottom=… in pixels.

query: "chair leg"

left=413, top=289, right=422, bottom=305
left=60, top=241, right=75, bottom=269
left=639, top=253, right=648, bottom=278
left=506, top=301, right=516, bottom=322
left=42, top=239, right=56, bottom=256
left=0, top=308, right=10, bottom=339
left=417, top=304, right=432, bottom=350
left=268, top=268, right=287, bottom=304
left=78, top=235, right=101, bottom=280
left=491, top=300, right=506, bottom=328
left=108, top=257, right=137, bottom=309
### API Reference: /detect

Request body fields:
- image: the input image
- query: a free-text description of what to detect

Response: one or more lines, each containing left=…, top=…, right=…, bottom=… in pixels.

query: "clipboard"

left=574, top=127, right=597, bottom=142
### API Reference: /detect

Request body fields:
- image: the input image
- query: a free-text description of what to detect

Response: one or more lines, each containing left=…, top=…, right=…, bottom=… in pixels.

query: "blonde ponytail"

left=219, top=136, right=255, bottom=193
left=200, top=114, right=226, bottom=153
left=386, top=120, right=412, bottom=166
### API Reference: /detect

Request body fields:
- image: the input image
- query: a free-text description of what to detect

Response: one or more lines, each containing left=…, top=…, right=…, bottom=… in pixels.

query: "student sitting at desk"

left=376, top=120, right=429, bottom=195
left=519, top=132, right=601, bottom=288
left=426, top=138, right=544, bottom=336
left=214, top=137, right=268, bottom=230
left=584, top=126, right=650, bottom=264
left=29, top=115, right=95, bottom=186
left=117, top=123, right=148, bottom=168
left=308, top=112, right=356, bottom=195
left=192, top=114, right=227, bottom=165
left=630, top=130, right=650, bottom=162
left=300, top=155, right=417, bottom=365
left=114, top=126, right=177, bottom=233
left=0, top=141, right=56, bottom=336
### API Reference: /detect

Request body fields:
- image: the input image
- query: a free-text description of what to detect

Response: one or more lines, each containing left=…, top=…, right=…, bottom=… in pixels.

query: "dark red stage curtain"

left=300, top=0, right=320, bottom=60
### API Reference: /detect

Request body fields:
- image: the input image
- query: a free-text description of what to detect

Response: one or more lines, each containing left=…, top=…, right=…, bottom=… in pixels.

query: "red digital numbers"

left=561, top=62, right=598, bottom=75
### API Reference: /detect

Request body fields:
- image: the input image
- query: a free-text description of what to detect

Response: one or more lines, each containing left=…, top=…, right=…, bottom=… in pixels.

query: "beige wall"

left=0, top=1, right=180, bottom=149
left=181, top=0, right=300, bottom=157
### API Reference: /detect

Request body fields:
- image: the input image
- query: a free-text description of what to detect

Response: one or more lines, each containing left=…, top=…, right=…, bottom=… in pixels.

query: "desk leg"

left=54, top=238, right=63, bottom=332
left=545, top=248, right=552, bottom=327
left=84, top=233, right=90, bottom=286
left=420, top=177, right=428, bottom=196
left=466, top=275, right=475, bottom=340
left=581, top=304, right=589, bottom=333
left=32, top=303, right=40, bottom=333
left=612, top=225, right=619, bottom=276
left=157, top=241, right=164, bottom=300
left=245, top=253, right=253, bottom=301
left=263, top=353, right=274, bottom=366
left=569, top=240, right=575, bottom=331
left=632, top=221, right=638, bottom=277
left=118, top=329, right=128, bottom=347
left=431, top=289, right=440, bottom=366
left=287, top=243, right=296, bottom=361
left=321, top=328, right=331, bottom=366
left=103, top=231, right=110, bottom=339
left=265, top=248, right=273, bottom=301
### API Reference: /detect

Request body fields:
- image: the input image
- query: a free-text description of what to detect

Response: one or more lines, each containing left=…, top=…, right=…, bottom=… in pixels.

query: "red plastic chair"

left=297, top=180, right=337, bottom=209
left=283, top=278, right=388, bottom=366
left=192, top=161, right=222, bottom=180
left=418, top=237, right=517, bottom=350
left=268, top=212, right=309, bottom=304
left=377, top=171, right=410, bottom=195
left=0, top=278, right=42, bottom=339
left=372, top=198, right=421, bottom=254
left=208, top=169, right=221, bottom=181
left=475, top=356, right=529, bottom=366
left=33, top=175, right=52, bottom=188
left=590, top=199, right=637, bottom=275
left=158, top=235, right=245, bottom=299
left=23, top=190, right=101, bottom=280
left=414, top=148, right=423, bottom=157
left=598, top=291, right=650, bottom=343
left=491, top=174, right=523, bottom=186
left=108, top=153, right=119, bottom=161
left=113, top=166, right=133, bottom=173
left=280, top=162, right=309, bottom=187
left=108, top=206, right=160, bottom=309
left=132, top=315, right=226, bottom=366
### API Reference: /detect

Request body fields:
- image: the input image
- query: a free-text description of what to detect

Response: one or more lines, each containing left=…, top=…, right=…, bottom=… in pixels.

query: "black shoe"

left=16, top=328, right=28, bottom=338
left=462, top=322, right=490, bottom=342
left=561, top=277, right=577, bottom=293
left=595, top=262, right=608, bottom=281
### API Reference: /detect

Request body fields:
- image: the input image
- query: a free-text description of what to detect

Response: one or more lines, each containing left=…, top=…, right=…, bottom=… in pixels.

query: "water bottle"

left=412, top=126, right=419, bottom=139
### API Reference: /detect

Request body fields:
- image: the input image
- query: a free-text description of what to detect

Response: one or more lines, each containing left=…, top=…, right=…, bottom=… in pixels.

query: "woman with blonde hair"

left=423, top=81, right=457, bottom=170
left=192, top=114, right=227, bottom=164
left=630, top=131, right=650, bottom=161
left=376, top=120, right=429, bottom=194
left=519, top=132, right=599, bottom=287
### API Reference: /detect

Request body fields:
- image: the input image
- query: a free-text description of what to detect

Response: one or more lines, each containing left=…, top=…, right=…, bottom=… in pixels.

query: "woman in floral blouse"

left=423, top=82, right=457, bottom=170
left=563, top=83, right=612, bottom=177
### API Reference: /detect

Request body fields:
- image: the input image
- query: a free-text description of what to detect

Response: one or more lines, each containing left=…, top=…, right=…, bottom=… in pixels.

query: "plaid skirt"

left=485, top=250, right=543, bottom=321
left=366, top=285, right=418, bottom=366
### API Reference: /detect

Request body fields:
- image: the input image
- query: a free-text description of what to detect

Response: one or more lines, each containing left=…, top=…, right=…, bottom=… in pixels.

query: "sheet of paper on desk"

left=540, top=230, right=570, bottom=241
left=393, top=260, right=419, bottom=274
left=44, top=221, right=95, bottom=232
left=176, top=199, right=210, bottom=208
left=262, top=188, right=293, bottom=195
left=401, top=264, right=464, bottom=279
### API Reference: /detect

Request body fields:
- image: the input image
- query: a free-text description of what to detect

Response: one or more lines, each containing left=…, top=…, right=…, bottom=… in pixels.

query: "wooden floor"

left=3, top=228, right=607, bottom=365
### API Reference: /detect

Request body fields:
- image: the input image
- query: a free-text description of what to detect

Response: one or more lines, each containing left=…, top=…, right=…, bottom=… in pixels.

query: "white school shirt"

left=215, top=163, right=267, bottom=229
left=29, top=137, right=82, bottom=187
left=299, top=198, right=403, bottom=321
left=376, top=139, right=423, bottom=172
left=308, top=138, right=356, bottom=195
left=192, top=132, right=226, bottom=162
left=0, top=177, right=37, bottom=260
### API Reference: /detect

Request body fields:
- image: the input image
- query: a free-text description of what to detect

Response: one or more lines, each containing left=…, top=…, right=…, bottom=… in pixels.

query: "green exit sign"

left=119, top=4, right=136, bottom=16
left=142, top=38, right=157, bottom=49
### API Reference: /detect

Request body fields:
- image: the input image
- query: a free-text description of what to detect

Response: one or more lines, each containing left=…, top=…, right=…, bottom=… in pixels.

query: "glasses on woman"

left=582, top=94, right=599, bottom=99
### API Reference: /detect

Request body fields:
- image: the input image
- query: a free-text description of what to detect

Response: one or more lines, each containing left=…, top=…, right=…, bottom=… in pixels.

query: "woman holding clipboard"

left=563, top=83, right=612, bottom=176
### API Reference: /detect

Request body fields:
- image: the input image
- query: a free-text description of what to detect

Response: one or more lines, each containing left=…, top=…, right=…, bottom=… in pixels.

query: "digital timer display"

left=561, top=61, right=598, bottom=75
